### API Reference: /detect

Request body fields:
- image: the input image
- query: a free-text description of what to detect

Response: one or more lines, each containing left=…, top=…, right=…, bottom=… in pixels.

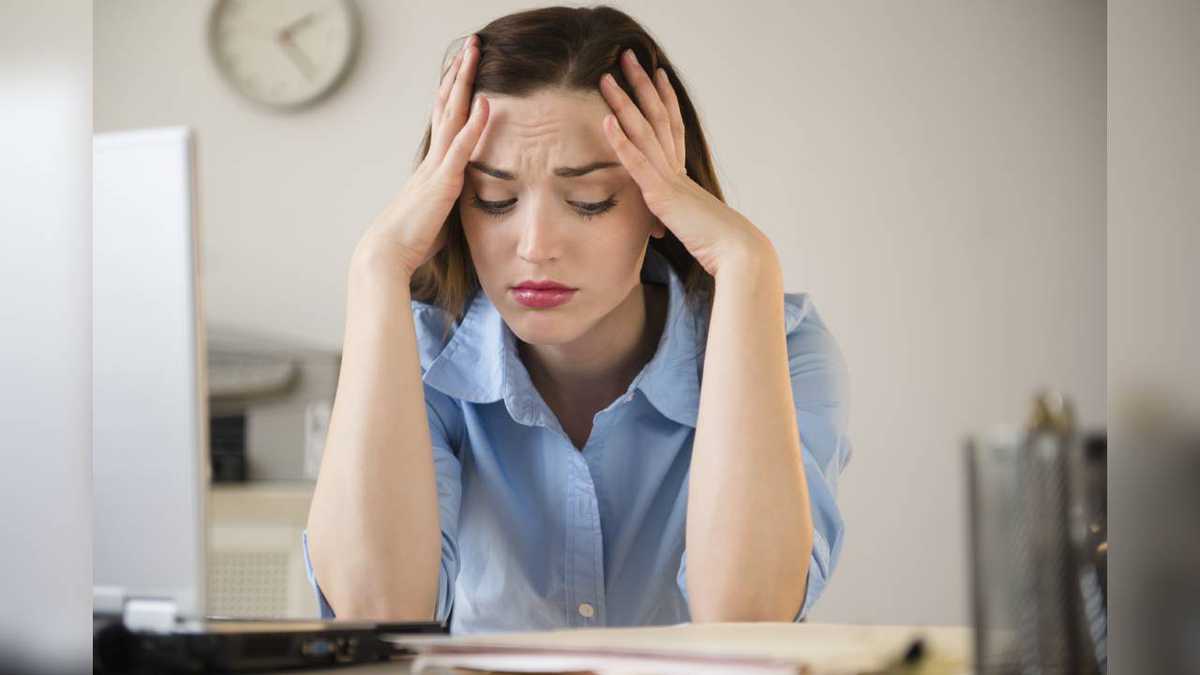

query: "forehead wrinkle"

left=474, top=92, right=611, bottom=182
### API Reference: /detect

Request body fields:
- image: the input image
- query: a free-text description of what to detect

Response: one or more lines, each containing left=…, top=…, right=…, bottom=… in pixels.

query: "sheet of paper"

left=412, top=649, right=800, bottom=674
left=384, top=622, right=973, bottom=675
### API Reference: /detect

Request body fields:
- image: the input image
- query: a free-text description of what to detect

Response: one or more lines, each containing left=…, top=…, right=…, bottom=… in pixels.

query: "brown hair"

left=409, top=4, right=722, bottom=343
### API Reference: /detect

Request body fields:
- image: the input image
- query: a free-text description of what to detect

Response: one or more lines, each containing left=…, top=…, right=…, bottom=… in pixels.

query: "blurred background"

left=7, top=1, right=1198, bottom=673
left=91, top=0, right=1104, bottom=625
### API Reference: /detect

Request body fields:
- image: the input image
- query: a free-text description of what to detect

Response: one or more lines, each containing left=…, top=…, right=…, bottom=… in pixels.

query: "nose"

left=516, top=193, right=564, bottom=264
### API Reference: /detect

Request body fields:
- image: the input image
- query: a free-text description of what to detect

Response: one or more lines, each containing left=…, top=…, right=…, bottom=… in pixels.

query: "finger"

left=430, top=37, right=474, bottom=160
left=600, top=72, right=673, bottom=177
left=602, top=112, right=670, bottom=203
left=430, top=49, right=463, bottom=140
left=654, top=68, right=687, bottom=173
left=430, top=36, right=478, bottom=162
left=619, top=49, right=677, bottom=167
left=440, top=95, right=490, bottom=178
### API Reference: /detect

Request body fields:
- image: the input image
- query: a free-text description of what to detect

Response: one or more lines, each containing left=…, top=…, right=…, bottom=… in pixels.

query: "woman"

left=304, top=5, right=851, bottom=634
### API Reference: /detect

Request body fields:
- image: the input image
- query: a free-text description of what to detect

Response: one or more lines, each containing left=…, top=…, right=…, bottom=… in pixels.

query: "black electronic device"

left=94, top=615, right=447, bottom=673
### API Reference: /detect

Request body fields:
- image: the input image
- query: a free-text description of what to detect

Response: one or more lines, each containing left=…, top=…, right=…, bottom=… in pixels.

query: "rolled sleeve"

left=299, top=381, right=465, bottom=626
left=676, top=294, right=850, bottom=622
left=783, top=295, right=851, bottom=620
left=302, top=528, right=336, bottom=618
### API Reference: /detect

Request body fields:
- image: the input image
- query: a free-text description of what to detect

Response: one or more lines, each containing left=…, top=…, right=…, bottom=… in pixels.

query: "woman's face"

left=459, top=88, right=665, bottom=346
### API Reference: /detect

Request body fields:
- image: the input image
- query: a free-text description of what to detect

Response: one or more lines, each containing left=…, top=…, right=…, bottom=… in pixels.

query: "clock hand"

left=278, top=37, right=317, bottom=81
left=279, top=11, right=319, bottom=40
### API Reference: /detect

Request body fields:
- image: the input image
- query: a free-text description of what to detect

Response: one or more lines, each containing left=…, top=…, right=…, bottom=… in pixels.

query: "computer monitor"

left=93, top=126, right=210, bottom=621
left=89, top=128, right=446, bottom=672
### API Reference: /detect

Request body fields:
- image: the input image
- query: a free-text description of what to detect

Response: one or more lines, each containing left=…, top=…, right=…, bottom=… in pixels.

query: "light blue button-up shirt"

left=302, top=245, right=851, bottom=633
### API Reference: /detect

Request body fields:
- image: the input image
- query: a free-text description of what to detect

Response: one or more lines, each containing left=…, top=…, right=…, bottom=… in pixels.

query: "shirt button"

left=577, top=602, right=595, bottom=618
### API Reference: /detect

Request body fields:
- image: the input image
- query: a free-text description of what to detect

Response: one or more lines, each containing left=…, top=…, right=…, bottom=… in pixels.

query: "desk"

left=283, top=622, right=974, bottom=674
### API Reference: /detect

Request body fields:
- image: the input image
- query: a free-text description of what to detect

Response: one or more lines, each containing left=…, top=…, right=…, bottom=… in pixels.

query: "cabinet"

left=207, top=481, right=317, bottom=619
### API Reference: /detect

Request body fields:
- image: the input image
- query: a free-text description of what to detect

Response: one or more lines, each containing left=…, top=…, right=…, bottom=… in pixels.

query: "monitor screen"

left=93, top=126, right=209, bottom=619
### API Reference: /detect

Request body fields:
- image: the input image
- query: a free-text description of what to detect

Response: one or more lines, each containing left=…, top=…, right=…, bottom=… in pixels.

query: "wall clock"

left=207, top=0, right=360, bottom=110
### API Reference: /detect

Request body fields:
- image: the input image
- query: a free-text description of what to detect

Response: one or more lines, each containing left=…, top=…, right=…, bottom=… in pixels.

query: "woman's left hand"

left=599, top=49, right=774, bottom=278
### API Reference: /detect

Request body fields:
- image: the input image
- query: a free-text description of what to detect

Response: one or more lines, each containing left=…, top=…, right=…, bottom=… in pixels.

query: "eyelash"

left=470, top=196, right=619, bottom=221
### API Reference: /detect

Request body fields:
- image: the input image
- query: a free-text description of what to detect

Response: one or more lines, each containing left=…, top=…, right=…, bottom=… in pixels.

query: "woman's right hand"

left=356, top=34, right=490, bottom=279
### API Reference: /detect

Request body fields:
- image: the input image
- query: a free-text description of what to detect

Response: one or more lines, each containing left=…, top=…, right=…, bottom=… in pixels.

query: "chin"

left=503, top=304, right=586, bottom=346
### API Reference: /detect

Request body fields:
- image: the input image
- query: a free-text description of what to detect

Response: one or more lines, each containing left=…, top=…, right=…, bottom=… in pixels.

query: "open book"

left=384, top=622, right=972, bottom=675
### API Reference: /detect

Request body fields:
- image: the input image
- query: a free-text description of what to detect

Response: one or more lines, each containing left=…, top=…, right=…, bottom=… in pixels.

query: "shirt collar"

left=420, top=246, right=705, bottom=429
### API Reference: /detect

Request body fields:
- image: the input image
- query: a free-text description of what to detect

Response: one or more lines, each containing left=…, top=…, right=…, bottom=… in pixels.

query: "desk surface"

left=283, top=622, right=974, bottom=675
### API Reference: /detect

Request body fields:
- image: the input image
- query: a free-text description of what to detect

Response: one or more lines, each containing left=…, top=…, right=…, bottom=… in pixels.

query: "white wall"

left=1, top=2, right=93, bottom=672
left=95, top=1, right=1105, bottom=625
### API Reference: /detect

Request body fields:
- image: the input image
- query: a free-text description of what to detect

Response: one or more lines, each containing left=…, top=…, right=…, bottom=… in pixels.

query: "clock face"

left=208, top=0, right=358, bottom=109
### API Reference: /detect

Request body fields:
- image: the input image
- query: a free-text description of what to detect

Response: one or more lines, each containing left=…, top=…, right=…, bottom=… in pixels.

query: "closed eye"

left=471, top=196, right=619, bottom=221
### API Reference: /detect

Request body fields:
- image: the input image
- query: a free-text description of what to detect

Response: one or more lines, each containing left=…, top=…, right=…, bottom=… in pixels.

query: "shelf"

left=208, top=480, right=315, bottom=526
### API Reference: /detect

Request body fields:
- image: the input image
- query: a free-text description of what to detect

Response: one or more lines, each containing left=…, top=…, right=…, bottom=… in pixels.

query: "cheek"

left=602, top=211, right=660, bottom=251
left=457, top=200, right=491, bottom=244
left=458, top=215, right=509, bottom=285
left=581, top=229, right=654, bottom=285
left=612, top=189, right=657, bottom=236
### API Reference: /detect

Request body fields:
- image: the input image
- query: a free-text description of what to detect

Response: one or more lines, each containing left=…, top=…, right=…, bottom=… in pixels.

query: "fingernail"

left=463, top=35, right=473, bottom=52
left=624, top=48, right=635, bottom=63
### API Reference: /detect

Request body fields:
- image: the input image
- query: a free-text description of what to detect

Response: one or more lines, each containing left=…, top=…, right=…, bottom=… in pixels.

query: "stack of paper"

left=384, top=622, right=973, bottom=675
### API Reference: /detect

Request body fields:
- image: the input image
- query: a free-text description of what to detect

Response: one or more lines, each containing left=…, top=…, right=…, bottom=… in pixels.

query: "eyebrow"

left=467, top=160, right=621, bottom=180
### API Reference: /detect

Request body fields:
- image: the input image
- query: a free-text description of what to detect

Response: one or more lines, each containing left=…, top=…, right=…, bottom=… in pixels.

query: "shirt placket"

left=564, top=418, right=611, bottom=627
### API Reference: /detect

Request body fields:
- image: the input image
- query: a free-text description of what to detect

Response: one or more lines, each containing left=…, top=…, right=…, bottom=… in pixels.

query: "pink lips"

left=511, top=280, right=577, bottom=309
